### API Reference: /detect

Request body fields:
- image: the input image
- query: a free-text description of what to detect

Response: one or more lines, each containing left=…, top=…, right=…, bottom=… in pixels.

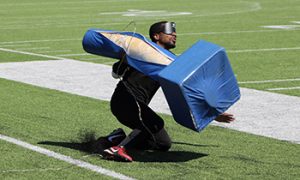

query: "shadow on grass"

left=38, top=131, right=209, bottom=162
left=173, top=141, right=219, bottom=148
left=38, top=130, right=103, bottom=154
left=38, top=141, right=95, bottom=152
left=38, top=140, right=208, bottom=162
left=131, top=150, right=208, bottom=162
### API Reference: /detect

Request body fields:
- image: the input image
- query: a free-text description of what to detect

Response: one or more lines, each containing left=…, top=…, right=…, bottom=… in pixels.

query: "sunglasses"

left=162, top=22, right=176, bottom=35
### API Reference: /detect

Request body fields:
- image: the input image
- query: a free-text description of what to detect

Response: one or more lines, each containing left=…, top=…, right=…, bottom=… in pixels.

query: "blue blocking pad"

left=158, top=40, right=241, bottom=132
left=82, top=29, right=176, bottom=80
left=82, top=29, right=123, bottom=59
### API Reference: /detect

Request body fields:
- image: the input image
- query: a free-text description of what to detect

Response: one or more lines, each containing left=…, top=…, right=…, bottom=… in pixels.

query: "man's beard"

left=165, top=42, right=176, bottom=50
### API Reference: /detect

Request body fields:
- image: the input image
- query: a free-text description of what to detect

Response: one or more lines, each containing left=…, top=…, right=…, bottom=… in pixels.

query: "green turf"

left=0, top=140, right=112, bottom=180
left=1, top=0, right=300, bottom=179
left=0, top=51, right=52, bottom=63
left=1, top=0, right=299, bottom=96
left=1, top=77, right=299, bottom=179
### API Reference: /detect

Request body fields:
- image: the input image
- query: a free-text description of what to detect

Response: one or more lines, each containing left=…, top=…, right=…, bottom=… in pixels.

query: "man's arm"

left=214, top=112, right=235, bottom=123
left=112, top=52, right=129, bottom=79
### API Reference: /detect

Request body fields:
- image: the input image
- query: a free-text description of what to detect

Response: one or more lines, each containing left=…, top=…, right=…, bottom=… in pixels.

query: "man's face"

left=155, top=32, right=177, bottom=50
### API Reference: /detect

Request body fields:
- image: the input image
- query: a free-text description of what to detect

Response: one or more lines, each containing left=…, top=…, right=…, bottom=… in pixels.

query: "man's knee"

left=153, top=128, right=172, bottom=151
left=156, top=139, right=172, bottom=151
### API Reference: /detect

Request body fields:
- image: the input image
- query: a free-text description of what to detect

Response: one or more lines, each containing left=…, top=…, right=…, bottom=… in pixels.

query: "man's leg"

left=103, top=82, right=171, bottom=161
left=120, top=127, right=171, bottom=151
left=144, top=127, right=171, bottom=151
left=110, top=82, right=164, bottom=133
left=102, top=128, right=171, bottom=162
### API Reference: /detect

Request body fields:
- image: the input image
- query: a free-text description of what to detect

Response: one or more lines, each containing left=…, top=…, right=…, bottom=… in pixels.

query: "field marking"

left=0, top=0, right=143, bottom=6
left=16, top=47, right=50, bottom=51
left=261, top=25, right=300, bottom=30
left=176, top=45, right=300, bottom=56
left=1, top=29, right=298, bottom=46
left=0, top=134, right=135, bottom=180
left=179, top=28, right=300, bottom=36
left=99, top=2, right=260, bottom=17
left=58, top=53, right=90, bottom=57
left=37, top=50, right=73, bottom=54
left=267, top=86, right=300, bottom=91
left=0, top=47, right=67, bottom=60
left=0, top=22, right=128, bottom=30
left=0, top=47, right=109, bottom=63
left=0, top=59, right=299, bottom=144
left=2, top=45, right=299, bottom=85
left=239, top=78, right=300, bottom=84
left=227, top=47, right=300, bottom=53
left=188, top=2, right=261, bottom=18
left=100, top=9, right=192, bottom=17
left=1, top=45, right=300, bottom=68
left=0, top=28, right=298, bottom=45
left=1, top=167, right=63, bottom=173
left=0, top=38, right=80, bottom=45
left=261, top=21, right=300, bottom=30
left=0, top=44, right=32, bottom=48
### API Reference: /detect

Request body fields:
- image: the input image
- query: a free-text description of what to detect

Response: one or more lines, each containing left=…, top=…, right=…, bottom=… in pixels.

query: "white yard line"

left=2, top=0, right=143, bottom=6
left=3, top=44, right=300, bottom=64
left=0, top=134, right=135, bottom=180
left=0, top=47, right=67, bottom=60
left=1, top=28, right=299, bottom=46
left=239, top=78, right=300, bottom=84
left=0, top=22, right=131, bottom=30
left=227, top=47, right=300, bottom=53
left=17, top=47, right=50, bottom=51
left=100, top=10, right=192, bottom=17
left=179, top=28, right=300, bottom=36
left=1, top=167, right=64, bottom=173
left=0, top=38, right=80, bottom=45
left=99, top=2, right=261, bottom=18
left=261, top=25, right=300, bottom=30
left=38, top=50, right=72, bottom=54
left=0, top=44, right=32, bottom=48
left=58, top=53, right=90, bottom=57
left=267, top=86, right=300, bottom=91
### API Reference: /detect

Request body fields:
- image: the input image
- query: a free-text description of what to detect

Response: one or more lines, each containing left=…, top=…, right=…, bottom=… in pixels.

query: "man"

left=98, top=21, right=235, bottom=162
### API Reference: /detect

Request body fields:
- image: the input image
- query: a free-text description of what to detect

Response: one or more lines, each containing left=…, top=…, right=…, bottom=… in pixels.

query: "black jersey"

left=112, top=56, right=160, bottom=105
left=122, top=67, right=160, bottom=105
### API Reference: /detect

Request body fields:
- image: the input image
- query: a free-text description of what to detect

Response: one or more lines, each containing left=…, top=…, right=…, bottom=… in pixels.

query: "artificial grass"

left=1, top=0, right=299, bottom=96
left=1, top=0, right=300, bottom=179
left=0, top=140, right=112, bottom=180
left=1, top=78, right=299, bottom=179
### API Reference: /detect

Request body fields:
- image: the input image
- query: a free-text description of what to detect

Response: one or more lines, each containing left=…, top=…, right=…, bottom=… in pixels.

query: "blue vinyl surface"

left=82, top=29, right=176, bottom=80
left=158, top=40, right=240, bottom=131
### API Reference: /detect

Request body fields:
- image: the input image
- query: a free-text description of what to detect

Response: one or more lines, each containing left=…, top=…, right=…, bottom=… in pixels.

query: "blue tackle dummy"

left=82, top=29, right=240, bottom=132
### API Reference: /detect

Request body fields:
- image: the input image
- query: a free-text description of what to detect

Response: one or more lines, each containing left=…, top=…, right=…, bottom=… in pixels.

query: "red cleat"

left=103, top=146, right=133, bottom=162
left=93, top=128, right=126, bottom=153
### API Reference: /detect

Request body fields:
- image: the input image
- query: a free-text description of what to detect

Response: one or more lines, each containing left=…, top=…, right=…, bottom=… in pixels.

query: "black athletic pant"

left=110, top=81, right=171, bottom=151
